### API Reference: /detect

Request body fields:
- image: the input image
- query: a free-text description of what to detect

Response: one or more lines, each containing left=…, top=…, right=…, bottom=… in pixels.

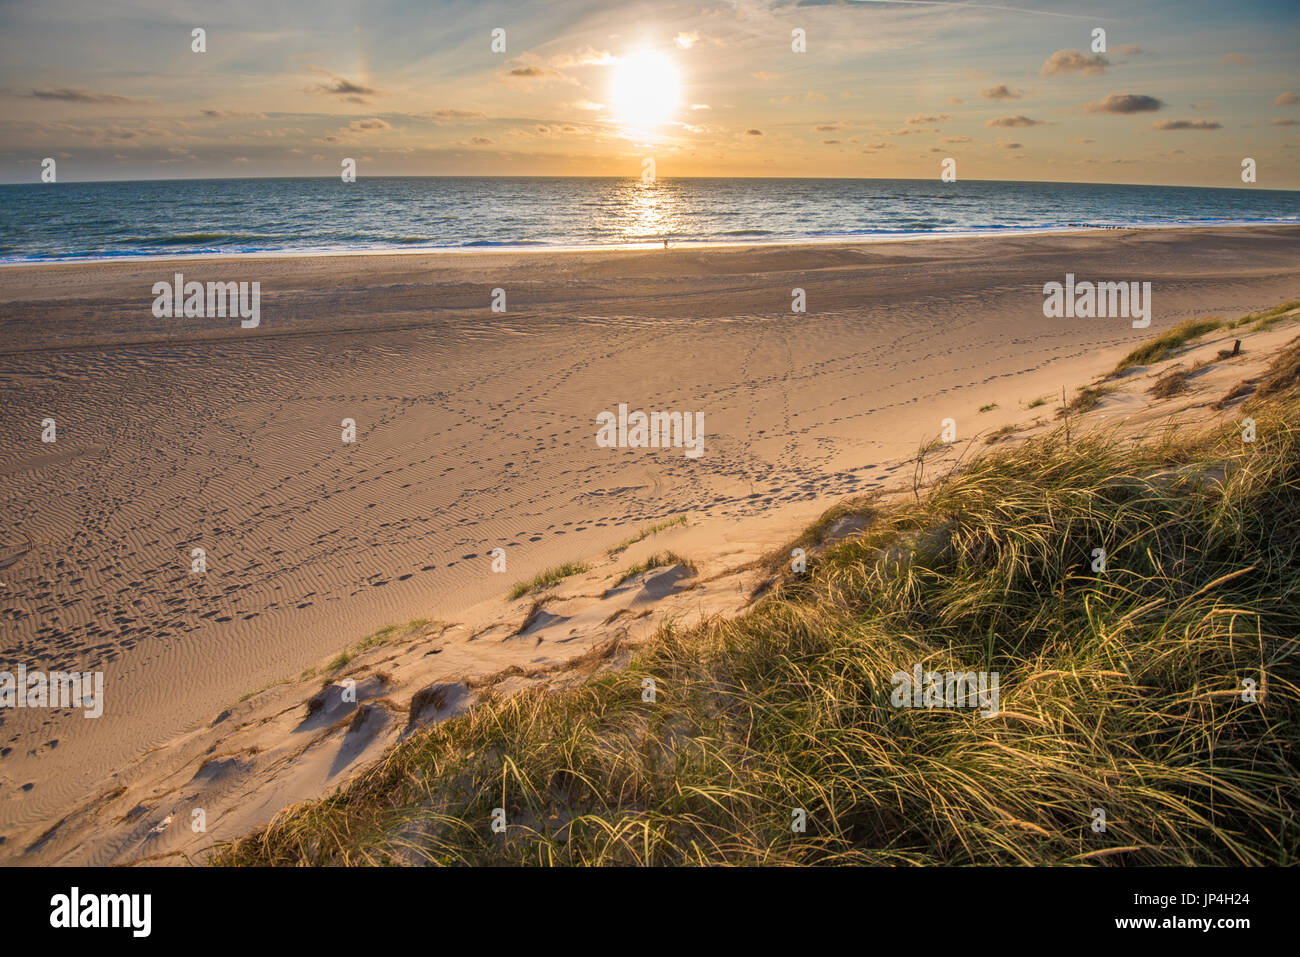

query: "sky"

left=1, top=0, right=1297, bottom=187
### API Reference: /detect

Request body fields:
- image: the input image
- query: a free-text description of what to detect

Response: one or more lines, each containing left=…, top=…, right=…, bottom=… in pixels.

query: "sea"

left=1, top=176, right=1297, bottom=263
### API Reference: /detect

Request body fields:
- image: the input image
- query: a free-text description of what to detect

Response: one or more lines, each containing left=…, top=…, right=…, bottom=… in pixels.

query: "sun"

left=609, top=50, right=683, bottom=130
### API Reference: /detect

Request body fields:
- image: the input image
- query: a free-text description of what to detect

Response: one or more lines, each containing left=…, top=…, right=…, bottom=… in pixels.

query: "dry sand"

left=0, top=225, right=1297, bottom=863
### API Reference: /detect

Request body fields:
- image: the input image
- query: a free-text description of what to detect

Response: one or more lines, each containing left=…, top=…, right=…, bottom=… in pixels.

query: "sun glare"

left=609, top=50, right=682, bottom=130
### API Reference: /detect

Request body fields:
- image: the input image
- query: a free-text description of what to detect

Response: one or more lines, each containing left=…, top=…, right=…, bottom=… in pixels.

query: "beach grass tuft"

left=985, top=423, right=1019, bottom=445
left=508, top=562, right=592, bottom=601
left=1149, top=368, right=1191, bottom=399
left=1229, top=300, right=1300, bottom=331
left=608, top=515, right=688, bottom=555
left=1251, top=333, right=1300, bottom=403
left=1111, top=318, right=1224, bottom=375
left=1057, top=383, right=1115, bottom=417
left=614, top=552, right=696, bottom=586
left=309, top=619, right=434, bottom=678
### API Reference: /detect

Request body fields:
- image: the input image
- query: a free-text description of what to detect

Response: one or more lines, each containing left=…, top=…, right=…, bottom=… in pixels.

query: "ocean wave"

left=139, top=232, right=281, bottom=245
left=459, top=238, right=548, bottom=247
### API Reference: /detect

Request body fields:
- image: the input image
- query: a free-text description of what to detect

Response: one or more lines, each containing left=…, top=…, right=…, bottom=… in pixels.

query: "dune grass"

left=1149, top=368, right=1191, bottom=399
left=770, top=495, right=877, bottom=566
left=1111, top=318, right=1224, bottom=375
left=1057, top=383, right=1115, bottom=417
left=309, top=618, right=433, bottom=678
left=1229, top=300, right=1300, bottom=332
left=985, top=423, right=1019, bottom=445
left=1251, top=333, right=1300, bottom=403
left=507, top=562, right=592, bottom=601
left=214, top=384, right=1300, bottom=866
left=608, top=515, right=688, bottom=555
left=614, top=552, right=696, bottom=586
left=239, top=618, right=436, bottom=703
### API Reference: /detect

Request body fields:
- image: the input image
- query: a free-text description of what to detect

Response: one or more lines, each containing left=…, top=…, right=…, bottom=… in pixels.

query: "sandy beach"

left=1, top=224, right=1297, bottom=862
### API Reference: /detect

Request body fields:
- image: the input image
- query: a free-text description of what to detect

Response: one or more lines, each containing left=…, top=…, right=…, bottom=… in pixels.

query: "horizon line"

left=3, top=174, right=1298, bottom=194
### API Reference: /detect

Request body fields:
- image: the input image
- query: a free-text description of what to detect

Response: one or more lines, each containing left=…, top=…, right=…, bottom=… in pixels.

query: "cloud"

left=201, top=109, right=265, bottom=119
left=45, top=122, right=167, bottom=141
left=1111, top=44, right=1144, bottom=55
left=325, top=79, right=373, bottom=96
left=110, top=126, right=163, bottom=140
left=468, top=136, right=493, bottom=145
left=981, top=85, right=1023, bottom=100
left=30, top=87, right=136, bottom=104
left=501, top=59, right=576, bottom=87
left=316, top=74, right=379, bottom=101
left=321, top=117, right=397, bottom=141
left=998, top=140, right=1023, bottom=149
left=986, top=115, right=1043, bottom=127
left=1083, top=94, right=1164, bottom=114
left=430, top=109, right=486, bottom=119
left=1152, top=119, right=1222, bottom=130
left=1220, top=52, right=1253, bottom=66
left=907, top=113, right=951, bottom=124
left=752, top=71, right=781, bottom=80
left=507, top=65, right=556, bottom=78
left=674, top=32, right=699, bottom=49
left=947, top=96, right=963, bottom=105
left=1271, top=118, right=1298, bottom=126
left=1275, top=92, right=1298, bottom=106
left=550, top=48, right=615, bottom=68
left=941, top=135, right=974, bottom=144
left=1040, top=49, right=1108, bottom=77
left=690, top=104, right=710, bottom=111
left=815, top=123, right=842, bottom=131
left=821, top=139, right=841, bottom=145
left=745, top=128, right=763, bottom=135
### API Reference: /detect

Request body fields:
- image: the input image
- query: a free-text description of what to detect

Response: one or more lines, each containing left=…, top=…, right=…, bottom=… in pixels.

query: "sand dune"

left=0, top=225, right=1296, bottom=861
